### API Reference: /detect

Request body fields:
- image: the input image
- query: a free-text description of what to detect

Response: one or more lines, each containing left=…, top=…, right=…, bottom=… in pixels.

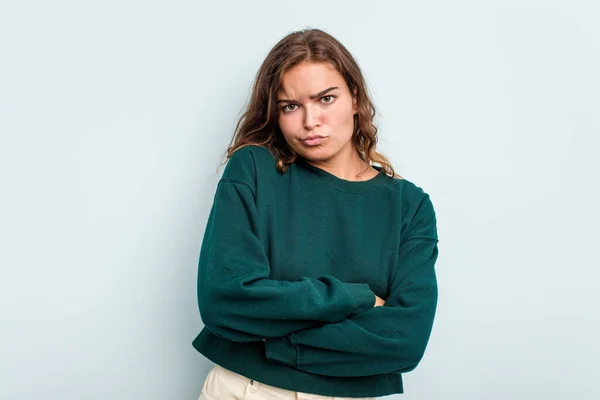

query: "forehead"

left=278, top=62, right=346, bottom=98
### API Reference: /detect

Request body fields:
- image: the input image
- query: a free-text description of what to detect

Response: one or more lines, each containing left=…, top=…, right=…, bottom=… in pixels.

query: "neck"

left=303, top=146, right=374, bottom=182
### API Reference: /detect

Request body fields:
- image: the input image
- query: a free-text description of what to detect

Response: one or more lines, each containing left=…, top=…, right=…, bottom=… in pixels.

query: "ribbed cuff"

left=264, top=336, right=298, bottom=367
left=343, top=282, right=376, bottom=313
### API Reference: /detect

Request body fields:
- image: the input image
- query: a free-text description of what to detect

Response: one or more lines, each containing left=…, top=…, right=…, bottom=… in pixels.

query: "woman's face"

left=276, top=62, right=358, bottom=162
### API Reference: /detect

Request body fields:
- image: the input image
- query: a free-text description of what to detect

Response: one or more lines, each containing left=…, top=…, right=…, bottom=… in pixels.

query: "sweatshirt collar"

left=295, top=157, right=391, bottom=193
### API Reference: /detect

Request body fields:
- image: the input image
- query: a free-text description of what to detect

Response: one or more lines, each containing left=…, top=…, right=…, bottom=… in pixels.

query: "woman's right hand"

left=374, top=294, right=385, bottom=307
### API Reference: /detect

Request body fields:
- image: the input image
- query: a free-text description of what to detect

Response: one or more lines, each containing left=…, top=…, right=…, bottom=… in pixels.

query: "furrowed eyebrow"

left=276, top=86, right=339, bottom=104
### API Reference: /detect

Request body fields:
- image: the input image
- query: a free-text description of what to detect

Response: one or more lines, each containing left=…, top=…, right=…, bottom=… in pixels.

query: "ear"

left=352, top=87, right=358, bottom=115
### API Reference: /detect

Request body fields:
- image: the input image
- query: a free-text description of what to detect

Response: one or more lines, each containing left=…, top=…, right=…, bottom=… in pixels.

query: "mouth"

left=302, top=135, right=326, bottom=141
left=302, top=136, right=327, bottom=146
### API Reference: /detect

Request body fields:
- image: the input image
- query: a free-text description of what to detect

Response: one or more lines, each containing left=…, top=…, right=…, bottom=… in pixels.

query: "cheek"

left=327, top=105, right=352, bottom=126
left=278, top=113, right=301, bottom=133
left=277, top=115, right=294, bottom=139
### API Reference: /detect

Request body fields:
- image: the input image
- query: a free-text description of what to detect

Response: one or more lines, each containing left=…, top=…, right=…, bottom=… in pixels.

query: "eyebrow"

left=276, top=86, right=339, bottom=104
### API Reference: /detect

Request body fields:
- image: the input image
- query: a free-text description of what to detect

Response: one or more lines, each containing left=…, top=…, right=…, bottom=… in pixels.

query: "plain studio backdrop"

left=1, top=1, right=598, bottom=399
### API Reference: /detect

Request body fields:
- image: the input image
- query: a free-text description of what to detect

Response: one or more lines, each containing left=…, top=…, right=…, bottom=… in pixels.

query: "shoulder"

left=221, top=145, right=277, bottom=188
left=387, top=177, right=438, bottom=239
left=386, top=176, right=432, bottom=205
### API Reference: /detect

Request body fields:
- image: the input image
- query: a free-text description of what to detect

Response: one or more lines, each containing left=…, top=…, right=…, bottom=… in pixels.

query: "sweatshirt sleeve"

left=264, top=194, right=439, bottom=377
left=197, top=178, right=376, bottom=343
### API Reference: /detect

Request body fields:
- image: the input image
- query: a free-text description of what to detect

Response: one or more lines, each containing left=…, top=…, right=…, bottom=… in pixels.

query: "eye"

left=320, top=95, right=336, bottom=104
left=282, top=104, right=298, bottom=113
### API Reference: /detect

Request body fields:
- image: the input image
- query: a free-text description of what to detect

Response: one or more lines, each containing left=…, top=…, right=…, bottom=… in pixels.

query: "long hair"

left=221, top=27, right=400, bottom=179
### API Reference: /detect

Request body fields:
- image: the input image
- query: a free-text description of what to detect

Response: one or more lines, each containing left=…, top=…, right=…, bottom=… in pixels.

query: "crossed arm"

left=197, top=179, right=377, bottom=342
left=263, top=235, right=438, bottom=377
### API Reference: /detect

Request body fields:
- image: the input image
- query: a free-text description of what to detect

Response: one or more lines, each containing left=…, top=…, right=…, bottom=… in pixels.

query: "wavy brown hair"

left=221, top=27, right=400, bottom=179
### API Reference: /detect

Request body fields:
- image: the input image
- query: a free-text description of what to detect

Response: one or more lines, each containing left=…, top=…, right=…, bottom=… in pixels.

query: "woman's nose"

left=303, top=106, right=320, bottom=130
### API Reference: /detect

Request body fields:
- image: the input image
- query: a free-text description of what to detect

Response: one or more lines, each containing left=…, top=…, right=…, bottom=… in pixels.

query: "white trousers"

left=199, top=364, right=376, bottom=400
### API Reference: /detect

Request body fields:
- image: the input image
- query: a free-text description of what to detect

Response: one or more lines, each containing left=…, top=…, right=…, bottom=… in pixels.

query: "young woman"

left=193, top=28, right=439, bottom=399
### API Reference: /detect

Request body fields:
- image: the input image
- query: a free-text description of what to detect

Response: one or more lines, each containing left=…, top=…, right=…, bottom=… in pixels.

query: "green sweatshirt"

left=192, top=145, right=439, bottom=397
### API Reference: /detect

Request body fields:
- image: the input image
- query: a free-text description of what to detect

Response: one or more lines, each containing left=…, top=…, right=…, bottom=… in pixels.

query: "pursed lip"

left=302, top=135, right=326, bottom=141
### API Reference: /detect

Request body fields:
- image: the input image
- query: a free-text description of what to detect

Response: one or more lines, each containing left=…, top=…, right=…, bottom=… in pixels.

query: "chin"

left=296, top=146, right=335, bottom=161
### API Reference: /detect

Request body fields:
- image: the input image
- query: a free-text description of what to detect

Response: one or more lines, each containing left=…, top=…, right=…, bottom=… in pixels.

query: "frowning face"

left=277, top=61, right=358, bottom=163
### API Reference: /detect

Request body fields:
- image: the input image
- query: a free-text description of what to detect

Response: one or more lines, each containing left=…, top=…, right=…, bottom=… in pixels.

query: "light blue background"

left=1, top=1, right=599, bottom=399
